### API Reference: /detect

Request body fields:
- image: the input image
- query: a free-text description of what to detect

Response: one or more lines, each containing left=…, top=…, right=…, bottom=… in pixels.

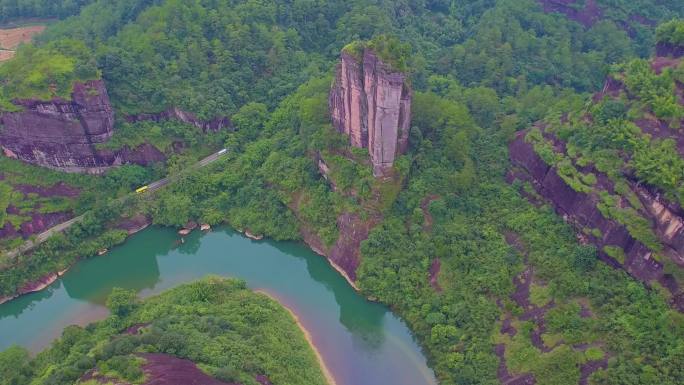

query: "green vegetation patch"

left=500, top=321, right=582, bottom=385
left=529, top=283, right=552, bottom=307
left=342, top=35, right=411, bottom=73
left=656, top=18, right=684, bottom=46
left=0, top=277, right=328, bottom=385
left=0, top=39, right=99, bottom=110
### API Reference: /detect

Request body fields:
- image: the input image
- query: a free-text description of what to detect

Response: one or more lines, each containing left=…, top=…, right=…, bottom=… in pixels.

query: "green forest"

left=1, top=1, right=684, bottom=385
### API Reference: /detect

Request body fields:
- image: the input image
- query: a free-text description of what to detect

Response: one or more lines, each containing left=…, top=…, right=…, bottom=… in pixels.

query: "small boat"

left=200, top=223, right=211, bottom=231
left=97, top=248, right=108, bottom=256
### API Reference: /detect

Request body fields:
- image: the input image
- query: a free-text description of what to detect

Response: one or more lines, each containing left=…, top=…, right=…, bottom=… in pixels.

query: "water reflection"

left=62, top=232, right=165, bottom=304
left=0, top=283, right=55, bottom=319
left=270, top=240, right=387, bottom=351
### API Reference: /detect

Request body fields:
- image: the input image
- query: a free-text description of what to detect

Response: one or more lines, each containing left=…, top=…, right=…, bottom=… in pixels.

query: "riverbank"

left=0, top=226, right=438, bottom=385
left=0, top=216, right=151, bottom=306
left=256, top=290, right=338, bottom=385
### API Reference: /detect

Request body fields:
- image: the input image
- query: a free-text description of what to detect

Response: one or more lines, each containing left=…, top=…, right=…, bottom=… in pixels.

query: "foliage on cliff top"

left=656, top=18, right=684, bottom=46
left=0, top=277, right=328, bottom=385
left=0, top=38, right=99, bottom=110
left=342, top=35, right=411, bottom=73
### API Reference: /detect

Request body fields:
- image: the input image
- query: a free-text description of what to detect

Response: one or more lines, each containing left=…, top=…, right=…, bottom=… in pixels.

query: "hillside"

left=1, top=2, right=684, bottom=385
left=509, top=22, right=684, bottom=310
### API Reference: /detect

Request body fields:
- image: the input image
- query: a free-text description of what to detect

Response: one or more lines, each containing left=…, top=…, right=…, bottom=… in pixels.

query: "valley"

left=1, top=1, right=684, bottom=385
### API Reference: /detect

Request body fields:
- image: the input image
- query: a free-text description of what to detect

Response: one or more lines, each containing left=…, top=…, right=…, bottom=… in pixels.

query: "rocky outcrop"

left=327, top=213, right=375, bottom=282
left=299, top=211, right=379, bottom=288
left=0, top=80, right=228, bottom=173
left=330, top=49, right=411, bottom=177
left=0, top=80, right=115, bottom=172
left=125, top=107, right=231, bottom=132
left=508, top=131, right=684, bottom=311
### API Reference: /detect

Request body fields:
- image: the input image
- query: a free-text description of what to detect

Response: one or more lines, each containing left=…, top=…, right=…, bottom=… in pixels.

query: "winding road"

left=4, top=150, right=228, bottom=260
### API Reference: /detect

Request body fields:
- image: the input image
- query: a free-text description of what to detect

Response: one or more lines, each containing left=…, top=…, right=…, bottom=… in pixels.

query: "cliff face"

left=0, top=80, right=115, bottom=172
left=508, top=46, right=684, bottom=311
left=509, top=130, right=684, bottom=311
left=330, top=49, right=411, bottom=177
left=0, top=80, right=227, bottom=173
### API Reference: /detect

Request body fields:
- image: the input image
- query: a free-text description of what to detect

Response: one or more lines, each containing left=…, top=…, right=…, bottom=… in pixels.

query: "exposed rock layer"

left=300, top=211, right=377, bottom=285
left=0, top=80, right=229, bottom=173
left=330, top=49, right=411, bottom=177
left=508, top=131, right=684, bottom=311
left=0, top=80, right=115, bottom=172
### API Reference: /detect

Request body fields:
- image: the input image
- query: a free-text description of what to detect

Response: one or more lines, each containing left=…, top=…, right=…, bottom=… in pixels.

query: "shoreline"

left=256, top=290, right=338, bottom=385
left=0, top=221, right=363, bottom=308
left=303, top=239, right=361, bottom=292
left=0, top=220, right=151, bottom=306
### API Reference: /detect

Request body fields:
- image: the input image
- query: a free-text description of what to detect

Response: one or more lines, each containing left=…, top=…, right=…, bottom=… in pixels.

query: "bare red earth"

left=579, top=356, right=608, bottom=385
left=428, top=258, right=442, bottom=292
left=19, top=212, right=71, bottom=238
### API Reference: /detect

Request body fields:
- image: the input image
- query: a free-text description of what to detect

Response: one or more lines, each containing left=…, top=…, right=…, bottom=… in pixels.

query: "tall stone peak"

left=329, top=46, right=412, bottom=177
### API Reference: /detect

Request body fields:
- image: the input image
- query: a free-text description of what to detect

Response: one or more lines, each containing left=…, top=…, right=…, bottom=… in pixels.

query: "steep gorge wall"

left=329, top=49, right=411, bottom=177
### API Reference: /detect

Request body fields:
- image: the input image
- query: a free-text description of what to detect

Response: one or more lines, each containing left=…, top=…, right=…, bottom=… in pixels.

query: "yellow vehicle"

left=135, top=185, right=149, bottom=194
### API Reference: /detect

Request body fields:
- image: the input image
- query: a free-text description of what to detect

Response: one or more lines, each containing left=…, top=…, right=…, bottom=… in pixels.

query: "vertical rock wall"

left=0, top=79, right=115, bottom=172
left=330, top=49, right=411, bottom=177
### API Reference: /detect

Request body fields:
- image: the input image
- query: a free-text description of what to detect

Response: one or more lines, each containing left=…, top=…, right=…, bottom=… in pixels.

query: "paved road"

left=3, top=150, right=227, bottom=260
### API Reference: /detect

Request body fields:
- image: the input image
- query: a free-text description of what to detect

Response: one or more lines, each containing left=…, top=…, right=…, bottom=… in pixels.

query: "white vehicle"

left=218, top=148, right=228, bottom=155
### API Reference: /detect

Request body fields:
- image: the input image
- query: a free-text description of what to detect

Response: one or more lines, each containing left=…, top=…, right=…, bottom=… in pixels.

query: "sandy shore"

left=256, top=290, right=338, bottom=385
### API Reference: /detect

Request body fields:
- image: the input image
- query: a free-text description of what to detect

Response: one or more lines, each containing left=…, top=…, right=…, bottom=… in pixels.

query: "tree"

left=0, top=346, right=31, bottom=384
left=106, top=287, right=138, bottom=317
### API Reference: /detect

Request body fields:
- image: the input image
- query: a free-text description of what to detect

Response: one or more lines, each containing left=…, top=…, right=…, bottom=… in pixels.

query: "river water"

left=0, top=226, right=437, bottom=385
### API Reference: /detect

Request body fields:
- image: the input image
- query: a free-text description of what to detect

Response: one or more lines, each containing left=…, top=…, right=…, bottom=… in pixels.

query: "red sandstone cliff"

left=0, top=80, right=116, bottom=172
left=509, top=131, right=684, bottom=311
left=329, top=49, right=411, bottom=177
left=0, top=79, right=230, bottom=173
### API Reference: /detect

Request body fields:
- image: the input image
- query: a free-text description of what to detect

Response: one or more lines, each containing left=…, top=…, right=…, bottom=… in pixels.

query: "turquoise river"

left=0, top=226, right=438, bottom=385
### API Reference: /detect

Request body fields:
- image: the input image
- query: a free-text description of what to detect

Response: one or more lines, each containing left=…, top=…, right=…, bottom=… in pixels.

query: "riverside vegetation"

left=0, top=277, right=329, bottom=385
left=1, top=2, right=684, bottom=385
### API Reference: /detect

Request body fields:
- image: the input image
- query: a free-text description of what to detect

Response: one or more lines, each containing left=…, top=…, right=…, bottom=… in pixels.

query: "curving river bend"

left=0, top=227, right=437, bottom=385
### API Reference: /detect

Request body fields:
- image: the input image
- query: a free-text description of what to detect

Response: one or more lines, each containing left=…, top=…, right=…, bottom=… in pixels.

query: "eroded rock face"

left=0, top=80, right=115, bottom=172
left=509, top=131, right=684, bottom=311
left=330, top=49, right=411, bottom=177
